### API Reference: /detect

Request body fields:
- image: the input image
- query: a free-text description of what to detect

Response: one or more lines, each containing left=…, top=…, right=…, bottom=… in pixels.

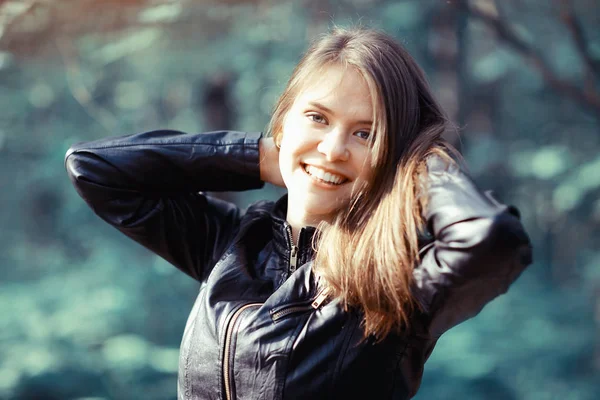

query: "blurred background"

left=1, top=0, right=599, bottom=399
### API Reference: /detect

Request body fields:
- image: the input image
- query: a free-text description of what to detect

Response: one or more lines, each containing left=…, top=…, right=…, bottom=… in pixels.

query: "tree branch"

left=453, top=0, right=600, bottom=115
left=558, top=0, right=600, bottom=81
left=55, top=36, right=118, bottom=133
left=0, top=0, right=39, bottom=43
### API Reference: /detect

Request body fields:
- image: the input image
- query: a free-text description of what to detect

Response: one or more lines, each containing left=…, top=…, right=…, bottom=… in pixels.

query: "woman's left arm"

left=413, top=155, right=533, bottom=338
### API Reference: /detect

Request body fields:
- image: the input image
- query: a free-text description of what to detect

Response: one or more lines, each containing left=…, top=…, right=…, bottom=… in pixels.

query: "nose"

left=317, top=130, right=350, bottom=162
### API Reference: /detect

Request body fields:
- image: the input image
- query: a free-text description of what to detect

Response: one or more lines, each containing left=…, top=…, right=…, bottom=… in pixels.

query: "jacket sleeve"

left=412, top=155, right=533, bottom=338
left=64, top=129, right=265, bottom=282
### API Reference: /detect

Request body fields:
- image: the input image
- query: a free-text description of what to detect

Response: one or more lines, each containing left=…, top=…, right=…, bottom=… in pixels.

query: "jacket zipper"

left=270, top=286, right=332, bottom=322
left=311, top=286, right=331, bottom=309
left=223, top=302, right=262, bottom=400
left=285, top=224, right=299, bottom=274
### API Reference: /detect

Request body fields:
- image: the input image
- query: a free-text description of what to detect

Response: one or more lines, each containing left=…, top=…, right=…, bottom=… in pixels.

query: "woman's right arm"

left=64, top=129, right=265, bottom=281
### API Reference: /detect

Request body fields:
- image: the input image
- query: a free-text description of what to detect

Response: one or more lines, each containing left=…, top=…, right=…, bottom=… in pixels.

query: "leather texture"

left=65, top=130, right=533, bottom=400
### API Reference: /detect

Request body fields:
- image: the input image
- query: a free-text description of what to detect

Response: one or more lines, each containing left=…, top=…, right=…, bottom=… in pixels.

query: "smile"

left=302, top=164, right=348, bottom=186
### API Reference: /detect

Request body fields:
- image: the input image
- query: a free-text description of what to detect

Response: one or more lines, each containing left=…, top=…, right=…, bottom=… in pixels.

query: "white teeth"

left=304, top=165, right=346, bottom=185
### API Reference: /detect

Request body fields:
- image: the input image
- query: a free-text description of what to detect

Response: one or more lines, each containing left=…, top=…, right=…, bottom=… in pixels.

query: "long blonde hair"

left=268, top=27, right=456, bottom=340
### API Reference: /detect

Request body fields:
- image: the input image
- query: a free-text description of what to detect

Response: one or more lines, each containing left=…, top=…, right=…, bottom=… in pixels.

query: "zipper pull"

left=289, top=245, right=298, bottom=273
left=311, top=286, right=331, bottom=309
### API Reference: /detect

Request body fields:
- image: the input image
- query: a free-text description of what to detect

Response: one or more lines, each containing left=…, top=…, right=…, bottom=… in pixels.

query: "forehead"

left=293, top=64, right=374, bottom=119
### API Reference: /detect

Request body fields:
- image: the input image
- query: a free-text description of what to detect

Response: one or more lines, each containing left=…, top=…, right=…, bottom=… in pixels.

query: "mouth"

left=302, top=163, right=349, bottom=186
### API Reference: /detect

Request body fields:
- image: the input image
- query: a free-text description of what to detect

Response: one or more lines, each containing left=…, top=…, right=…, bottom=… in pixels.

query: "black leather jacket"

left=65, top=130, right=532, bottom=400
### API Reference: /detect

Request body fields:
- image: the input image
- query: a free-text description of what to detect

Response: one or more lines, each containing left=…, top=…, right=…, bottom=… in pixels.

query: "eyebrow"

left=308, top=101, right=373, bottom=126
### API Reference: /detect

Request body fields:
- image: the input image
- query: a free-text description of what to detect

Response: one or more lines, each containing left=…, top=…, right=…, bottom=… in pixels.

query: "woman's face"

left=279, top=64, right=376, bottom=226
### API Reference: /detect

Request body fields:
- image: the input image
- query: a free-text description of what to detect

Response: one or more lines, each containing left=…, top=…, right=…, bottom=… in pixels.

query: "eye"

left=354, top=130, right=371, bottom=141
left=307, top=113, right=328, bottom=125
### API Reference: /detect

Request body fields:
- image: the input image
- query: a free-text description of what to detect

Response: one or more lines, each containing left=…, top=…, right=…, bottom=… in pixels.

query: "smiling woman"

left=65, top=26, right=532, bottom=400
left=278, top=64, right=375, bottom=231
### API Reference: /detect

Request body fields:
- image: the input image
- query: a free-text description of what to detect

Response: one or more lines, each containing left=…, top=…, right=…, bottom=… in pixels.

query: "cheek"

left=280, top=121, right=312, bottom=158
left=277, top=141, right=299, bottom=184
left=281, top=114, right=302, bottom=144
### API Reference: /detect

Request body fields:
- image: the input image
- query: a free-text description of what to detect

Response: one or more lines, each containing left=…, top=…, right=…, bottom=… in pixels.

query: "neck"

left=285, top=200, right=326, bottom=244
left=285, top=213, right=318, bottom=244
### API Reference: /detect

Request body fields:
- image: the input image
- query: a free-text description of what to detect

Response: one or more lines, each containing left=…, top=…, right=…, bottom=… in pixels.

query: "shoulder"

left=233, top=198, right=278, bottom=237
left=244, top=199, right=277, bottom=219
left=201, top=196, right=275, bottom=221
left=218, top=199, right=277, bottom=256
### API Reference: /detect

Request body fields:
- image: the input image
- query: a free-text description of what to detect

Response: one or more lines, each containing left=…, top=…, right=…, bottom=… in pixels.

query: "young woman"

left=65, top=27, right=532, bottom=400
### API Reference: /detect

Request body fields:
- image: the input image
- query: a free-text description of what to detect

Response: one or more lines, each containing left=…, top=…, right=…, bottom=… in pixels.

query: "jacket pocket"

left=269, top=287, right=331, bottom=322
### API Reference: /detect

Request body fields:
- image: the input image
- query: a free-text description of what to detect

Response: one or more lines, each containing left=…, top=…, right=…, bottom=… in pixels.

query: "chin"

left=287, top=195, right=333, bottom=221
left=305, top=205, right=337, bottom=218
left=305, top=199, right=346, bottom=218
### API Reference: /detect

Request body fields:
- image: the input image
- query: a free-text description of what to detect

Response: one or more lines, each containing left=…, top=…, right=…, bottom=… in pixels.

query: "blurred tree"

left=198, top=72, right=238, bottom=131
left=452, top=0, right=600, bottom=115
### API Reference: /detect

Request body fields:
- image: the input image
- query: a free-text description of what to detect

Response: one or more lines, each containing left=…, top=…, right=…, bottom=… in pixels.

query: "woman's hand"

left=259, top=137, right=286, bottom=187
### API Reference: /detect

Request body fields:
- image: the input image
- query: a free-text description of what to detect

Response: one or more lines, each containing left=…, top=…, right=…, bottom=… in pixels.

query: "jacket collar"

left=271, top=195, right=318, bottom=266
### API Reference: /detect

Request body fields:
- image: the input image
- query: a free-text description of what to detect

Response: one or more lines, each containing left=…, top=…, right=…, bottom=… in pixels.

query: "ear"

left=274, top=106, right=293, bottom=148
left=272, top=129, right=282, bottom=149
left=274, top=123, right=286, bottom=149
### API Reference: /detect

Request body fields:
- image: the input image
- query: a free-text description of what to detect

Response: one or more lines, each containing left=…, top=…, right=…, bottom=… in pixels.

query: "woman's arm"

left=413, top=155, right=533, bottom=338
left=64, top=129, right=265, bottom=281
